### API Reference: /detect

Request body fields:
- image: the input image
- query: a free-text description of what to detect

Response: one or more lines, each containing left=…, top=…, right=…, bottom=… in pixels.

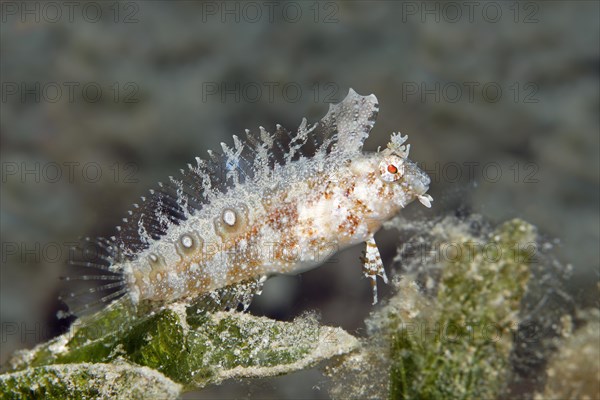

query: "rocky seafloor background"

left=1, top=1, right=598, bottom=398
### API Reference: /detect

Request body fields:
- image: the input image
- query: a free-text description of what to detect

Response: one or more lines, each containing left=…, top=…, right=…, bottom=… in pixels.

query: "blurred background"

left=1, top=1, right=598, bottom=398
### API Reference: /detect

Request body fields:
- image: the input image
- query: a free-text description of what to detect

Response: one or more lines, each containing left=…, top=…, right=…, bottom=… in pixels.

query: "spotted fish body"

left=64, top=89, right=432, bottom=314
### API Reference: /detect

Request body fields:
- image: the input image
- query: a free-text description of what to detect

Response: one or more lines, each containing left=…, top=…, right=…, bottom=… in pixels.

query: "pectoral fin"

left=360, top=236, right=389, bottom=304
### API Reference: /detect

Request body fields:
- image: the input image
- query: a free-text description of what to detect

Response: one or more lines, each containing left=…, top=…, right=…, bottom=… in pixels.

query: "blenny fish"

left=61, top=89, right=432, bottom=316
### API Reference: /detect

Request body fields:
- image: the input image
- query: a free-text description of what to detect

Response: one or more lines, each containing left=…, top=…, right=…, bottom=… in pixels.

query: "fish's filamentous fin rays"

left=59, top=236, right=129, bottom=317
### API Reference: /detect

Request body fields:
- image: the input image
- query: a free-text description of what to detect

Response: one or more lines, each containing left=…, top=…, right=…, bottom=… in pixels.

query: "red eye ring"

left=387, top=164, right=398, bottom=174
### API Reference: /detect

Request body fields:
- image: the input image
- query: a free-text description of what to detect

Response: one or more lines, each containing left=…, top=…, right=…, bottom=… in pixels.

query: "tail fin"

left=58, top=237, right=128, bottom=318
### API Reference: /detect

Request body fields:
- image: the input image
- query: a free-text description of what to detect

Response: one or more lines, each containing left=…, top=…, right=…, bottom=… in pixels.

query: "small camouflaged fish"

left=61, top=89, right=432, bottom=316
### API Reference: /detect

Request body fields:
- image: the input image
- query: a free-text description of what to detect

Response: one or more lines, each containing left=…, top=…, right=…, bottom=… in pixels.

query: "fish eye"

left=379, top=156, right=404, bottom=182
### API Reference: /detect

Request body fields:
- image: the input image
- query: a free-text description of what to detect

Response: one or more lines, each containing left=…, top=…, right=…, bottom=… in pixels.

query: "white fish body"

left=62, top=89, right=433, bottom=314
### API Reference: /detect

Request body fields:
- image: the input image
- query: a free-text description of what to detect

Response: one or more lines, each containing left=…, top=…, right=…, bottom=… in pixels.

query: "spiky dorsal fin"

left=312, top=88, right=379, bottom=154
left=105, top=89, right=379, bottom=258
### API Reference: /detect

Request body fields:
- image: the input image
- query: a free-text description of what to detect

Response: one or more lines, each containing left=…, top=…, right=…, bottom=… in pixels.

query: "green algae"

left=328, top=217, right=542, bottom=399
left=539, top=308, right=600, bottom=399
left=0, top=363, right=182, bottom=400
left=1, top=301, right=358, bottom=398
left=388, top=219, right=533, bottom=399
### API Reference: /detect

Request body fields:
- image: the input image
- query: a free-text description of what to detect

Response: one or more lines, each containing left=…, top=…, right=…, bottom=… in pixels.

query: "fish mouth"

left=403, top=160, right=430, bottom=193
left=403, top=160, right=433, bottom=208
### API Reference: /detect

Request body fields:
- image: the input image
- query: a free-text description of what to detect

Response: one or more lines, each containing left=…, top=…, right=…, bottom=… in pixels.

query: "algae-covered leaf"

left=0, top=363, right=182, bottom=400
left=2, top=301, right=359, bottom=397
